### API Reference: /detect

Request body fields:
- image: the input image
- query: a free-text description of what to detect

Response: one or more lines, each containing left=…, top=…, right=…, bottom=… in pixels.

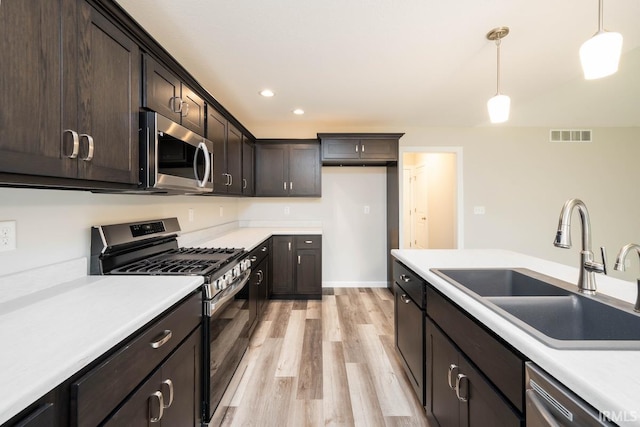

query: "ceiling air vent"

left=549, top=129, right=592, bottom=143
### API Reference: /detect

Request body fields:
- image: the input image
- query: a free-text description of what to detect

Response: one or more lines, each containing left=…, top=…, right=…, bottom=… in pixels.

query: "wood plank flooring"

left=211, top=288, right=430, bottom=427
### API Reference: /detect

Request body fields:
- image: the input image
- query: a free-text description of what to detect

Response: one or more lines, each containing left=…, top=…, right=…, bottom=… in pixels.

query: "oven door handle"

left=204, top=270, right=251, bottom=317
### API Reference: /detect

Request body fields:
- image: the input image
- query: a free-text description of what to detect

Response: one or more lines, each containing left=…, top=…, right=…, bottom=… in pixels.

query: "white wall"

left=238, top=167, right=388, bottom=286
left=0, top=188, right=239, bottom=276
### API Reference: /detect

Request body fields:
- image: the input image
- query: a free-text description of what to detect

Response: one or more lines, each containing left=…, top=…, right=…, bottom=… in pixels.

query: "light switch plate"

left=0, top=220, right=16, bottom=252
left=473, top=206, right=486, bottom=215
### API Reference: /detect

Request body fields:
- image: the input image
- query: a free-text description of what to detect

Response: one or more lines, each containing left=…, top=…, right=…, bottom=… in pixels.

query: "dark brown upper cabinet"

left=0, top=0, right=140, bottom=187
left=318, top=133, right=402, bottom=165
left=242, top=136, right=255, bottom=196
left=143, top=53, right=206, bottom=137
left=255, top=140, right=321, bottom=197
left=207, top=109, right=243, bottom=195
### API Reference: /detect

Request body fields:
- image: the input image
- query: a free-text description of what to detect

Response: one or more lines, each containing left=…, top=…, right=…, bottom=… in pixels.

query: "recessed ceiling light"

left=259, top=89, right=275, bottom=97
left=292, top=108, right=305, bottom=115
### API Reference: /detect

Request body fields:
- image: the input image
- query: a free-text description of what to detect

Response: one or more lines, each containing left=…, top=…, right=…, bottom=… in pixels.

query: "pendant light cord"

left=496, top=38, right=502, bottom=95
left=598, top=0, right=604, bottom=32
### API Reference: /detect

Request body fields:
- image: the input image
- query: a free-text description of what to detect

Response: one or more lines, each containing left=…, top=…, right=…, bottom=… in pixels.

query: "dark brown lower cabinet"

left=271, top=235, right=321, bottom=299
left=426, top=320, right=521, bottom=427
left=103, top=326, right=201, bottom=426
left=394, top=283, right=424, bottom=404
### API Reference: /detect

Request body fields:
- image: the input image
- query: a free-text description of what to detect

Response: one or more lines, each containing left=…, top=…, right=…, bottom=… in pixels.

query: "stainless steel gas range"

left=90, top=217, right=253, bottom=425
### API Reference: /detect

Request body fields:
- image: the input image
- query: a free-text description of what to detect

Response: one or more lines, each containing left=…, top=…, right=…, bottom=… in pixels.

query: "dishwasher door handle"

left=526, top=389, right=563, bottom=427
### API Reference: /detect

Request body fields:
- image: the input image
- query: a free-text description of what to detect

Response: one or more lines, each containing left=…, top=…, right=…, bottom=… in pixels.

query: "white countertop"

left=189, top=227, right=322, bottom=251
left=392, top=249, right=640, bottom=426
left=0, top=274, right=203, bottom=425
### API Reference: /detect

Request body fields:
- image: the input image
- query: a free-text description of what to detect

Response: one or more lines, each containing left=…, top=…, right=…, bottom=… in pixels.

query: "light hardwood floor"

left=211, top=288, right=431, bottom=427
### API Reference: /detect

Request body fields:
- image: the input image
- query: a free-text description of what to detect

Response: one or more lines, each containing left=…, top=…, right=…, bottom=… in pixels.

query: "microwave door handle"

left=193, top=142, right=211, bottom=188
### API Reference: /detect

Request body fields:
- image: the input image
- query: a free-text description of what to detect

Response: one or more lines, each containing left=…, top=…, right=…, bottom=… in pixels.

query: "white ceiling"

left=116, top=0, right=640, bottom=135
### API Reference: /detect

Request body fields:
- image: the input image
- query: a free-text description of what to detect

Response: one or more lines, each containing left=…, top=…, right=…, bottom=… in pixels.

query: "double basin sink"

left=431, top=268, right=640, bottom=350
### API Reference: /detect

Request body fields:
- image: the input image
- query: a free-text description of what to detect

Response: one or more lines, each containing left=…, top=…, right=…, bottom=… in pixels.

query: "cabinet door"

left=271, top=236, right=294, bottom=295
left=143, top=54, right=182, bottom=124
left=226, top=124, right=243, bottom=194
left=426, top=320, right=460, bottom=427
left=321, top=139, right=360, bottom=161
left=394, top=283, right=424, bottom=404
left=242, top=136, right=254, bottom=196
left=359, top=139, right=398, bottom=161
left=295, top=248, right=321, bottom=296
left=255, top=144, right=288, bottom=196
left=208, top=109, right=228, bottom=193
left=458, top=357, right=521, bottom=427
left=75, top=4, right=140, bottom=184
left=180, top=84, right=206, bottom=136
left=250, top=258, right=268, bottom=321
left=0, top=0, right=74, bottom=178
left=289, top=144, right=321, bottom=196
left=159, top=328, right=201, bottom=427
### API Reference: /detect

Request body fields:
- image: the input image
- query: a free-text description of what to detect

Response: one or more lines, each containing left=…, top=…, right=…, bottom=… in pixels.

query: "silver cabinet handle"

left=526, top=389, right=563, bottom=427
left=261, top=246, right=267, bottom=252
left=63, top=129, right=79, bottom=159
left=290, top=181, right=293, bottom=191
left=298, top=255, right=301, bottom=265
left=150, top=330, right=172, bottom=349
left=180, top=101, right=190, bottom=118
left=257, top=270, right=263, bottom=285
left=305, top=240, right=313, bottom=244
left=447, top=364, right=459, bottom=390
left=288, top=242, right=291, bottom=251
left=243, top=178, right=247, bottom=189
left=455, top=373, right=469, bottom=402
left=170, top=96, right=183, bottom=113
left=400, top=294, right=411, bottom=304
left=149, top=391, right=164, bottom=422
left=249, top=256, right=258, bottom=263
left=284, top=181, right=287, bottom=190
left=361, top=143, right=365, bottom=152
left=161, top=379, right=174, bottom=408
left=80, top=134, right=94, bottom=161
left=355, top=143, right=358, bottom=153
left=194, top=142, right=210, bottom=187
left=400, top=274, right=411, bottom=283
left=229, top=174, right=233, bottom=186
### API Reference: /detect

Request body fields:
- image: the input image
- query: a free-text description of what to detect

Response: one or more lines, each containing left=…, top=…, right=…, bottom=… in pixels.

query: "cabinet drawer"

left=248, top=238, right=270, bottom=265
left=393, top=260, right=425, bottom=309
left=71, top=292, right=201, bottom=427
left=426, top=286, right=524, bottom=412
left=294, top=235, right=321, bottom=249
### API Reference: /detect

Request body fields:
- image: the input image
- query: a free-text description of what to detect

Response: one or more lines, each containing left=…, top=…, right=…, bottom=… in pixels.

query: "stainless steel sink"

left=431, top=268, right=640, bottom=350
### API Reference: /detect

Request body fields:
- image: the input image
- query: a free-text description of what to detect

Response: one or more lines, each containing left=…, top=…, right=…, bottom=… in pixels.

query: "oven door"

left=203, top=270, right=251, bottom=421
left=141, top=112, right=213, bottom=193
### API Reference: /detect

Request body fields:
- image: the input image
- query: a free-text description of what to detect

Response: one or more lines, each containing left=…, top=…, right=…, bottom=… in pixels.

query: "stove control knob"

left=233, top=266, right=241, bottom=277
left=224, top=271, right=234, bottom=282
left=242, top=259, right=251, bottom=270
left=215, top=277, right=226, bottom=290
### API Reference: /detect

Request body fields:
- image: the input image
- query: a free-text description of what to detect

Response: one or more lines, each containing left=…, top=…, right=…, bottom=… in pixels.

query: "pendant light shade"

left=486, top=27, right=510, bottom=124
left=487, top=94, right=511, bottom=124
left=580, top=0, right=623, bottom=80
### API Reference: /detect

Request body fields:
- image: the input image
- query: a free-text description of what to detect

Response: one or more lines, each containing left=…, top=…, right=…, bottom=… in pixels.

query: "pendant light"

left=486, top=27, right=510, bottom=124
left=579, top=0, right=623, bottom=80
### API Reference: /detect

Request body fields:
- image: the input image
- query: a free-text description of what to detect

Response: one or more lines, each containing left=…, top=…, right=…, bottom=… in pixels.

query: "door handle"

left=180, top=101, right=190, bottom=117
left=194, top=142, right=210, bottom=187
left=161, top=379, right=174, bottom=408
left=400, top=294, right=411, bottom=304
left=170, top=96, right=183, bottom=113
left=400, top=274, right=411, bottom=283
left=447, top=364, right=459, bottom=390
left=243, top=178, right=247, bottom=189
left=80, top=134, right=94, bottom=161
left=63, top=129, right=79, bottom=159
left=149, top=391, right=164, bottom=422
left=298, top=255, right=301, bottom=265
left=455, top=373, right=469, bottom=402
left=288, top=242, right=291, bottom=251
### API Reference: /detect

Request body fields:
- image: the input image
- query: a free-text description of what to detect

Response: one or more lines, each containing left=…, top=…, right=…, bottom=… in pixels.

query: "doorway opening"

left=400, top=147, right=463, bottom=249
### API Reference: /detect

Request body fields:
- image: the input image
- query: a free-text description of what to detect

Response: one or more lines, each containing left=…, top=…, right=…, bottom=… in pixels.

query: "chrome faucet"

left=553, top=198, right=607, bottom=294
left=613, top=243, right=640, bottom=312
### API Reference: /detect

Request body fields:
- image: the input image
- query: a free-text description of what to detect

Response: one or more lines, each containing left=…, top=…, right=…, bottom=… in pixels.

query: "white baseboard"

left=322, top=281, right=388, bottom=288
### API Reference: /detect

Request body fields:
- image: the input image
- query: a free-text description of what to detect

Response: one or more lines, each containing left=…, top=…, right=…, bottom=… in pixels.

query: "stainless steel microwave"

left=140, top=112, right=213, bottom=193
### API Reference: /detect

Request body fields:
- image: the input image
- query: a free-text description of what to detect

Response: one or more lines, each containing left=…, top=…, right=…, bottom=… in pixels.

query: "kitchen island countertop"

left=392, top=249, right=640, bottom=426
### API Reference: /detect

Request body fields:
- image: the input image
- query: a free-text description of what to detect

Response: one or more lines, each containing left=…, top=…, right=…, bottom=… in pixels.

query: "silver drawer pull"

left=401, top=294, right=411, bottom=304
left=149, top=391, right=164, bottom=422
left=161, top=379, right=174, bottom=408
left=150, top=330, right=172, bottom=349
left=455, top=373, right=469, bottom=402
left=249, top=256, right=258, bottom=263
left=400, top=274, right=411, bottom=283
left=447, top=364, right=459, bottom=390
left=261, top=246, right=267, bottom=252
left=304, top=240, right=313, bottom=244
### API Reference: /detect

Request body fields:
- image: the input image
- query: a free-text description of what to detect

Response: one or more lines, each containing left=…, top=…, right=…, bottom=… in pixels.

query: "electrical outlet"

left=364, top=205, right=370, bottom=215
left=284, top=206, right=290, bottom=215
left=188, top=208, right=195, bottom=222
left=0, top=220, right=16, bottom=252
left=473, top=206, right=486, bottom=215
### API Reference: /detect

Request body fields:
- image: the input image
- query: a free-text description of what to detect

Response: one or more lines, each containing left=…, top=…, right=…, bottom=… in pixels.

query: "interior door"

left=403, top=167, right=413, bottom=248
left=412, top=164, right=429, bottom=249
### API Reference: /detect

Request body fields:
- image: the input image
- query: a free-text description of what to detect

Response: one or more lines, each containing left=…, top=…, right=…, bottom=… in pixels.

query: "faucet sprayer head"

left=614, top=243, right=640, bottom=272
left=554, top=224, right=572, bottom=248
left=614, top=259, right=626, bottom=271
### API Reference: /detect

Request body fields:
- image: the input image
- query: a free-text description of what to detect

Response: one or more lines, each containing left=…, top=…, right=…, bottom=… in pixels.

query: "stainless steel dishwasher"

left=525, top=362, right=615, bottom=426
